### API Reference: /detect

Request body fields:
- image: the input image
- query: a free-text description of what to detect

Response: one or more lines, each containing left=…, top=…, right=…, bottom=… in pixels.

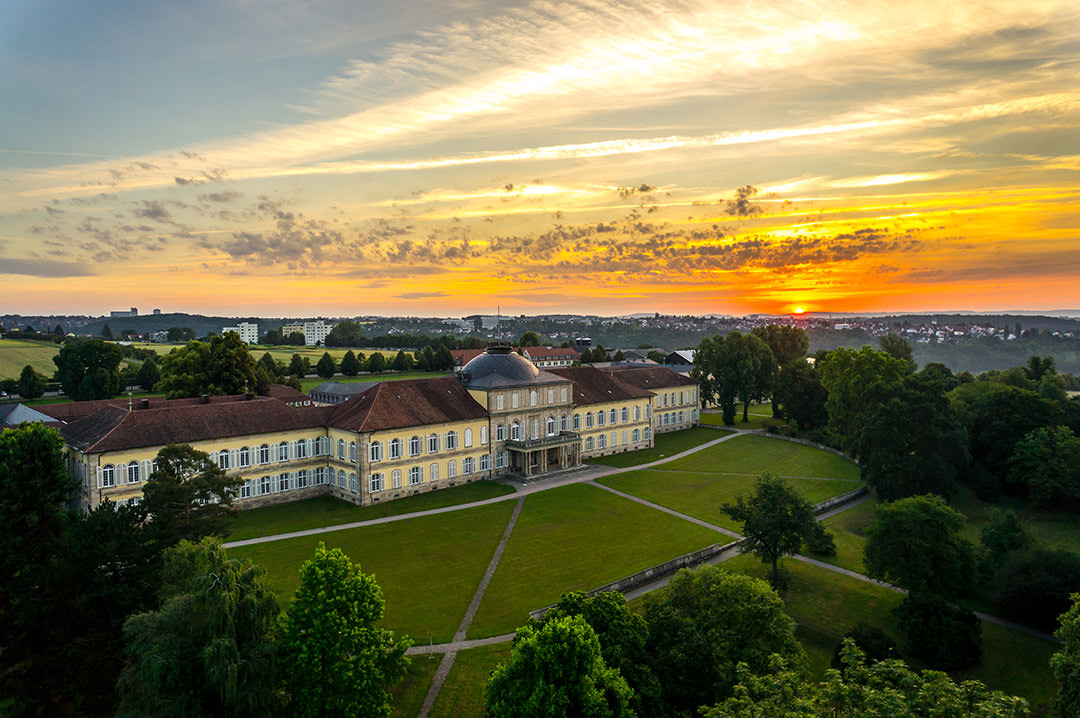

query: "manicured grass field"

left=722, top=554, right=1058, bottom=711
left=390, top=655, right=439, bottom=718
left=953, top=483, right=1080, bottom=556
left=700, top=402, right=782, bottom=429
left=230, top=501, right=516, bottom=643
left=587, top=426, right=732, bottom=468
left=597, top=435, right=862, bottom=530
left=818, top=496, right=877, bottom=573
left=467, top=483, right=721, bottom=639
left=0, top=338, right=60, bottom=380
left=226, top=482, right=515, bottom=540
left=430, top=643, right=511, bottom=717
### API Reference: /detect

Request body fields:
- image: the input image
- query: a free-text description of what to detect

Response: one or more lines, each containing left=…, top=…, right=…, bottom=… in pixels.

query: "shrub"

left=803, top=521, right=836, bottom=557
left=830, top=623, right=899, bottom=669
left=895, top=592, right=981, bottom=670
left=994, top=549, right=1080, bottom=632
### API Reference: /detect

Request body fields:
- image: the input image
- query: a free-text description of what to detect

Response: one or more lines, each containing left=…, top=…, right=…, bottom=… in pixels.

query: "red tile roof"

left=450, top=349, right=485, bottom=366
left=547, top=366, right=653, bottom=405
left=523, top=346, right=579, bottom=360
left=600, top=365, right=700, bottom=391
left=328, top=376, right=487, bottom=433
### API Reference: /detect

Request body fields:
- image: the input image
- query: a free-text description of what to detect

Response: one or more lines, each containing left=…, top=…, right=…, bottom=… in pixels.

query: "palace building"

left=42, top=347, right=698, bottom=512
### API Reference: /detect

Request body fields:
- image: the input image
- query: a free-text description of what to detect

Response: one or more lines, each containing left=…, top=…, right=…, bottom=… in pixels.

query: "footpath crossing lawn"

left=587, top=426, right=730, bottom=468
left=467, top=483, right=721, bottom=639
left=390, top=656, right=438, bottom=718
left=226, top=482, right=515, bottom=540
left=231, top=501, right=516, bottom=643
left=599, top=435, right=862, bottom=530
left=429, top=643, right=511, bottom=717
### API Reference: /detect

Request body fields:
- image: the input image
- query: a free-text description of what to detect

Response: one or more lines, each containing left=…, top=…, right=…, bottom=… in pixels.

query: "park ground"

left=224, top=427, right=1065, bottom=717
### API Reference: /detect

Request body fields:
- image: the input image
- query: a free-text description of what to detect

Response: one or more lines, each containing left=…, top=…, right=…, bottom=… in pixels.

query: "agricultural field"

left=0, top=338, right=61, bottom=380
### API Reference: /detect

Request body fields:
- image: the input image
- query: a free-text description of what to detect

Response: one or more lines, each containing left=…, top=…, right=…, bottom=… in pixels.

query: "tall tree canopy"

left=693, top=332, right=775, bottom=424
left=340, top=349, right=362, bottom=377
left=117, top=538, right=280, bottom=718
left=277, top=543, right=410, bottom=718
left=316, top=351, right=337, bottom=379
left=156, top=333, right=258, bottom=398
left=486, top=614, right=635, bottom=718
left=818, top=346, right=909, bottom=455
left=863, top=494, right=977, bottom=598
left=1007, top=425, right=1080, bottom=508
left=53, top=339, right=124, bottom=400
left=644, top=566, right=803, bottom=714
left=141, top=444, right=243, bottom=544
left=1052, top=593, right=1080, bottom=718
left=722, top=472, right=819, bottom=586
left=772, top=360, right=827, bottom=430
left=16, top=364, right=44, bottom=400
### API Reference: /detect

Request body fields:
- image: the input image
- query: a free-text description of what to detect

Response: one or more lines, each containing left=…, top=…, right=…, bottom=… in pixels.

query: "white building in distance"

left=282, top=320, right=336, bottom=346
left=222, top=322, right=259, bottom=344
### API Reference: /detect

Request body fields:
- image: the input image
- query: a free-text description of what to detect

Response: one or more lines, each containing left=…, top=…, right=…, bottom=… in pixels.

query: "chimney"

left=140, top=398, right=150, bottom=410
left=201, top=394, right=209, bottom=404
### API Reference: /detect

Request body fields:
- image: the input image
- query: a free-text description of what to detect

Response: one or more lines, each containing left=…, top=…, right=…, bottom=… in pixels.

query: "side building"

left=600, top=365, right=700, bottom=433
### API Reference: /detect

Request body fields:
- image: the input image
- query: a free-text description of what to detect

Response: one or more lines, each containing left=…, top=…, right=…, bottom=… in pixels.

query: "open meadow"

left=0, top=338, right=61, bottom=380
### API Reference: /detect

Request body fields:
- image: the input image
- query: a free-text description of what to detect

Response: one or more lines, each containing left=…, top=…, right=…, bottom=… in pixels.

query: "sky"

left=1, top=0, right=1078, bottom=318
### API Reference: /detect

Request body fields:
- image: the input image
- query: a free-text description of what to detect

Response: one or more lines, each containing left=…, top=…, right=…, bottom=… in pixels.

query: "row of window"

left=239, top=467, right=331, bottom=498
left=368, top=427, right=486, bottom=462
left=367, top=453, right=490, bottom=492
left=660, top=389, right=697, bottom=407
left=659, top=409, right=699, bottom=426
left=212, top=438, right=328, bottom=470
left=583, top=427, right=650, bottom=452
left=494, top=386, right=571, bottom=411
left=99, top=460, right=157, bottom=487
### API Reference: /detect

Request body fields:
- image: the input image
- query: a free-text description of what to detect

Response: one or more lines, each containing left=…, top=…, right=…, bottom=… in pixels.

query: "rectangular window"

left=481, top=425, right=488, bottom=445
left=586, top=436, right=594, bottom=450
left=298, top=470, right=308, bottom=488
left=260, top=476, right=271, bottom=494
left=447, top=460, right=457, bottom=478
left=240, top=480, right=252, bottom=498
left=409, top=466, right=422, bottom=485
left=392, top=470, right=402, bottom=488
left=370, top=473, right=383, bottom=492
left=463, top=457, right=475, bottom=474
left=511, top=393, right=519, bottom=408
left=561, top=387, right=568, bottom=402
left=547, top=388, right=554, bottom=404
left=598, top=434, right=607, bottom=449
left=496, top=394, right=504, bottom=411
left=480, top=453, right=491, bottom=471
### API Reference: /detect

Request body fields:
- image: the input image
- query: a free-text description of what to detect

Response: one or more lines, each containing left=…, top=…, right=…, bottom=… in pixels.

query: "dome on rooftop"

left=459, top=346, right=549, bottom=389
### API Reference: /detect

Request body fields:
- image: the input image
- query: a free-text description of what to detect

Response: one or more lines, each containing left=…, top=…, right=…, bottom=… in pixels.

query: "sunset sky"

left=2, top=0, right=1078, bottom=318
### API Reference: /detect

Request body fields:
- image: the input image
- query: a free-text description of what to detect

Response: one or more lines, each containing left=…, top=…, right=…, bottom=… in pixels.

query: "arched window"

left=349, top=473, right=358, bottom=492
left=278, top=442, right=288, bottom=462
left=338, top=470, right=346, bottom=488
left=586, top=436, right=594, bottom=450
left=632, top=428, right=641, bottom=442
left=585, top=412, right=594, bottom=428
left=390, top=438, right=402, bottom=459
left=296, top=440, right=307, bottom=459
left=392, top=469, right=402, bottom=488
left=573, top=414, right=581, bottom=430
left=368, top=441, right=381, bottom=462
left=239, top=446, right=250, bottom=467
left=408, top=436, right=421, bottom=456
left=259, top=444, right=270, bottom=464
left=546, top=417, right=556, bottom=436
left=127, top=461, right=139, bottom=483
left=560, top=415, right=568, bottom=432
left=218, top=450, right=230, bottom=470
left=496, top=424, right=506, bottom=441
left=530, top=418, right=538, bottom=439
left=338, top=439, right=346, bottom=459
left=348, top=441, right=357, bottom=462
left=633, top=406, right=641, bottom=421
left=464, top=428, right=473, bottom=448
left=447, top=460, right=457, bottom=478
left=480, top=425, right=488, bottom=445
left=597, top=411, right=606, bottom=427
left=446, top=431, right=458, bottom=450
left=430, top=463, right=439, bottom=481
left=428, top=433, right=439, bottom=453
left=530, top=390, right=537, bottom=406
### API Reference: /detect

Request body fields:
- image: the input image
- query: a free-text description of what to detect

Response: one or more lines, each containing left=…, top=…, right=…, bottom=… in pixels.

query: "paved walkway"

left=416, top=497, right=526, bottom=718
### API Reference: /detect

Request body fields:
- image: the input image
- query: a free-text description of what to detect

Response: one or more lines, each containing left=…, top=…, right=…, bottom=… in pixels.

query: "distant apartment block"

left=222, top=322, right=259, bottom=344
left=282, top=320, right=336, bottom=346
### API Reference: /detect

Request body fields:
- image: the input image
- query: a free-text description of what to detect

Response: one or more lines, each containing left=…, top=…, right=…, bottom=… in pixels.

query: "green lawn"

left=597, top=435, right=862, bottom=530
left=587, top=427, right=732, bottom=467
left=0, top=338, right=60, bottom=380
left=231, top=501, right=516, bottom=643
left=722, top=554, right=1058, bottom=711
left=226, top=482, right=515, bottom=540
left=953, top=483, right=1080, bottom=556
left=467, top=483, right=721, bottom=639
left=390, top=654, right=439, bottom=718
left=700, top=402, right=782, bottom=429
left=430, top=643, right=511, bottom=717
left=818, top=496, right=877, bottom=573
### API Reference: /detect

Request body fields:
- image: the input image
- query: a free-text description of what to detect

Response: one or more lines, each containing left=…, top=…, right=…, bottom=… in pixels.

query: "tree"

left=117, top=538, right=280, bottom=718
left=773, top=360, right=827, bottom=430
left=693, top=333, right=773, bottom=424
left=1007, top=425, right=1080, bottom=508
left=863, top=494, right=976, bottom=598
left=647, top=349, right=666, bottom=364
left=136, top=358, right=160, bottom=391
left=878, top=333, right=915, bottom=372
left=434, top=344, right=454, bottom=371
left=722, top=472, right=819, bottom=586
left=818, top=346, right=908, bottom=455
left=165, top=326, right=196, bottom=342
left=830, top=624, right=897, bottom=669
left=53, top=339, right=124, bottom=400
left=16, top=364, right=44, bottom=400
left=980, top=508, right=1028, bottom=565
left=644, top=566, right=803, bottom=714
left=1052, top=593, right=1080, bottom=718
left=316, top=351, right=337, bottom=379
left=101, top=322, right=114, bottom=340
left=895, top=592, right=982, bottom=670
left=157, top=334, right=258, bottom=398
left=486, top=614, right=634, bottom=718
left=324, top=321, right=365, bottom=347
left=751, top=325, right=808, bottom=416
left=278, top=543, right=410, bottom=718
left=518, top=331, right=542, bottom=347
left=286, top=353, right=305, bottom=377
left=340, top=349, right=362, bottom=377
left=391, top=349, right=412, bottom=372
left=857, top=372, right=969, bottom=501
left=366, top=351, right=387, bottom=374
left=534, top=591, right=659, bottom=715
left=702, top=641, right=1027, bottom=718
left=141, top=444, right=243, bottom=545
left=993, top=549, right=1080, bottom=632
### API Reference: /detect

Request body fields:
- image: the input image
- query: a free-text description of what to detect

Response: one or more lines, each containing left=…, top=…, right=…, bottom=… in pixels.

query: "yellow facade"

left=573, top=398, right=652, bottom=458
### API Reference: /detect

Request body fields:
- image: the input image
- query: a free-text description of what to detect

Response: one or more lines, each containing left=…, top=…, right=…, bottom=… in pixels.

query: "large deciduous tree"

left=722, top=472, right=820, bottom=586
left=818, top=346, right=909, bottom=455
left=486, top=614, right=635, bottom=718
left=277, top=543, right=410, bottom=718
left=644, top=566, right=803, bottom=714
left=141, top=444, right=243, bottom=544
left=117, top=538, right=280, bottom=718
left=750, top=325, right=808, bottom=417
left=862, top=494, right=976, bottom=598
left=156, top=333, right=258, bottom=398
left=1007, top=425, right=1080, bottom=508
left=772, top=360, right=827, bottom=430
left=1052, top=593, right=1080, bottom=718
left=693, top=332, right=775, bottom=424
left=16, top=364, right=44, bottom=400
left=53, top=338, right=124, bottom=400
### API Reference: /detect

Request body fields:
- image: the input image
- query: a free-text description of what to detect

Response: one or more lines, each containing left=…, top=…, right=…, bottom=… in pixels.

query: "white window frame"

left=408, top=466, right=423, bottom=485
